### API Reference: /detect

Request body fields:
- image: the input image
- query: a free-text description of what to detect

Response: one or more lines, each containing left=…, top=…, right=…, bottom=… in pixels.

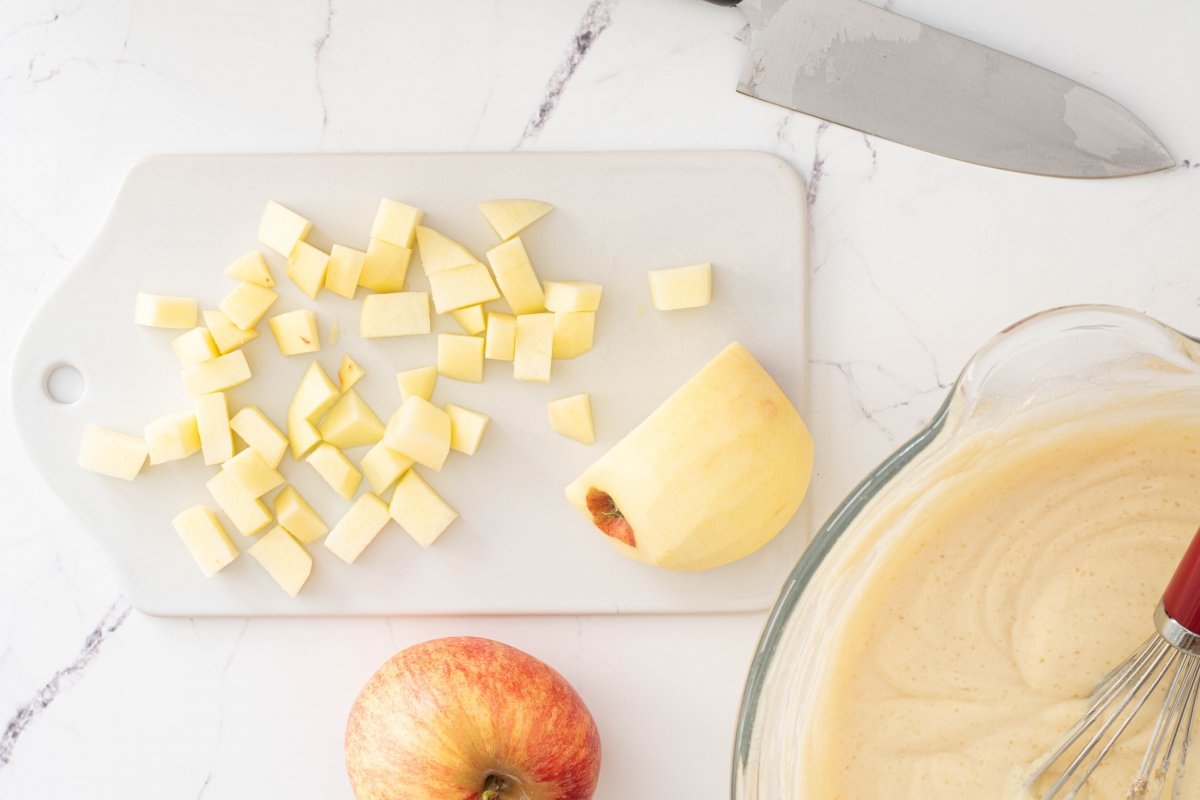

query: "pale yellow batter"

left=806, top=398, right=1200, bottom=799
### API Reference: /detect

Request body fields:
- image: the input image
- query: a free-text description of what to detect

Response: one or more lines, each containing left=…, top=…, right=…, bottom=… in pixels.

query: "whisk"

left=1029, top=526, right=1200, bottom=799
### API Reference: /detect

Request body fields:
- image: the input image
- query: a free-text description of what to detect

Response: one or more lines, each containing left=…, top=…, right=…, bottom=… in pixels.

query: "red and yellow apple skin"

left=345, top=637, right=601, bottom=800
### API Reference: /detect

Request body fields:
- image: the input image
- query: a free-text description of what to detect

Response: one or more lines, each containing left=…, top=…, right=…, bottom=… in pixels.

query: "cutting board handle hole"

left=45, top=363, right=85, bottom=405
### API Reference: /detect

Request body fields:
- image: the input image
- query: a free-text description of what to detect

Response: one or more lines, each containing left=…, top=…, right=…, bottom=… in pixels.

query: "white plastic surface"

left=11, top=152, right=808, bottom=616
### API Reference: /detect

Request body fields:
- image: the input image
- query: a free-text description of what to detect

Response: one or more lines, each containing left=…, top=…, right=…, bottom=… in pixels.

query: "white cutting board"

left=11, top=152, right=808, bottom=616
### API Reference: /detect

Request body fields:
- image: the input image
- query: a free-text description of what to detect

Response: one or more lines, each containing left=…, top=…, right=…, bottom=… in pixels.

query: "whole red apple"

left=345, top=636, right=601, bottom=800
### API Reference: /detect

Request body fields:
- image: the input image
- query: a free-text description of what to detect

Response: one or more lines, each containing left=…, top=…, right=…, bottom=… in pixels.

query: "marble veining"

left=313, top=0, right=336, bottom=137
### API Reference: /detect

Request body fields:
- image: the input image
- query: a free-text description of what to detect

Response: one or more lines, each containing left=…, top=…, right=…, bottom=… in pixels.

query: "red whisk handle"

left=1163, top=526, right=1200, bottom=634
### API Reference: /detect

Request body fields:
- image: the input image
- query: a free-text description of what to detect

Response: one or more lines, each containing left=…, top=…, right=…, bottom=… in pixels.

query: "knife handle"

left=702, top=0, right=742, bottom=6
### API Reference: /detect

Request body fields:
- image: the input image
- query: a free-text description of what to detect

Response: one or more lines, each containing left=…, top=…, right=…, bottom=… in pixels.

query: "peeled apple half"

left=565, top=342, right=812, bottom=571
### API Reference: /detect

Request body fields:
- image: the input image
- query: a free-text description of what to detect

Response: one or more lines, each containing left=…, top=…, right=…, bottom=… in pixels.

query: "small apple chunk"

left=484, top=312, right=516, bottom=361
left=445, top=404, right=489, bottom=455
left=383, top=397, right=451, bottom=471
left=543, top=280, right=603, bottom=313
left=326, top=244, right=367, bottom=299
left=319, top=389, right=385, bottom=449
left=427, top=263, right=501, bottom=314
left=437, top=334, right=484, bottom=383
left=477, top=198, right=554, bottom=241
left=203, top=309, right=258, bottom=354
left=222, top=447, right=285, bottom=498
left=224, top=251, right=274, bottom=287
left=449, top=304, right=486, bottom=335
left=647, top=262, right=712, bottom=310
left=145, top=411, right=200, bottom=465
left=171, top=327, right=218, bottom=368
left=360, top=442, right=414, bottom=494
left=292, top=361, right=340, bottom=421
left=360, top=239, right=412, bottom=293
left=182, top=350, right=251, bottom=396
left=371, top=199, right=423, bottom=248
left=306, top=443, right=362, bottom=499
left=288, top=409, right=322, bottom=461
left=135, top=293, right=198, bottom=329
left=258, top=201, right=312, bottom=257
left=389, top=469, right=457, bottom=547
left=324, top=493, right=391, bottom=564
left=513, top=313, right=554, bottom=383
left=361, top=292, right=430, bottom=338
left=248, top=526, right=312, bottom=597
left=547, top=393, right=595, bottom=445
left=195, top=392, right=234, bottom=465
left=268, top=309, right=321, bottom=355
left=172, top=506, right=239, bottom=577
left=396, top=366, right=437, bottom=402
left=486, top=237, right=545, bottom=314
left=206, top=471, right=272, bottom=536
left=286, top=241, right=330, bottom=299
left=552, top=311, right=595, bottom=359
left=415, top=226, right=478, bottom=274
left=565, top=343, right=813, bottom=571
left=274, top=485, right=328, bottom=543
left=219, top=281, right=278, bottom=330
left=78, top=425, right=148, bottom=480
left=229, top=406, right=287, bottom=468
left=338, top=354, right=365, bottom=392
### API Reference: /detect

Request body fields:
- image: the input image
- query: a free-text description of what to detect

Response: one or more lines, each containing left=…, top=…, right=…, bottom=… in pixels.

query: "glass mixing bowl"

left=731, top=304, right=1200, bottom=798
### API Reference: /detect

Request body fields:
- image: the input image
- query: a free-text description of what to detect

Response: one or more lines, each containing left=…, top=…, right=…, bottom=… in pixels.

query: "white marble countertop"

left=1, top=0, right=1198, bottom=797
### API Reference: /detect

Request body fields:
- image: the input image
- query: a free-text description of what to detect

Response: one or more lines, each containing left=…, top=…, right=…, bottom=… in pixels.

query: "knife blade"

left=707, top=0, right=1174, bottom=178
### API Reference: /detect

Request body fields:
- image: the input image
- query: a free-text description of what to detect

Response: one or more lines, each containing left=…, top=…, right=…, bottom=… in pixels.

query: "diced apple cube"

left=547, top=393, right=595, bottom=444
left=222, top=447, right=285, bottom=498
left=274, top=485, right=328, bottom=543
left=484, top=312, right=516, bottom=361
left=288, top=408, right=322, bottom=460
left=427, top=263, right=500, bottom=314
left=371, top=199, right=423, bottom=248
left=338, top=354, right=365, bottom=392
left=305, top=443, right=362, bottom=499
left=318, top=389, right=385, bottom=449
left=329, top=317, right=341, bottom=345
left=360, top=442, right=413, bottom=494
left=225, top=251, right=274, bottom=287
left=229, top=406, right=287, bottom=468
left=292, top=362, right=339, bottom=420
left=258, top=201, right=312, bottom=257
left=445, top=404, right=489, bottom=456
left=359, top=238, right=412, bottom=293
left=648, top=262, right=712, bottom=310
left=135, top=293, right=198, bottom=329
left=360, top=292, right=430, bottom=338
left=383, top=397, right=451, bottom=471
left=195, top=392, right=234, bottom=465
left=203, top=309, right=258, bottom=354
left=286, top=241, right=330, bottom=299
left=437, top=334, right=484, bottom=383
left=145, top=411, right=200, bottom=465
left=513, top=313, right=554, bottom=383
left=172, top=506, right=239, bottom=577
left=389, top=470, right=457, bottom=548
left=248, top=527, right=312, bottom=597
left=486, top=237, right=545, bottom=314
left=415, top=226, right=478, bottom=274
left=478, top=198, right=553, bottom=241
left=324, top=493, right=391, bottom=564
left=171, top=327, right=218, bottom=367
left=268, top=309, right=320, bottom=356
left=219, top=281, right=278, bottom=330
left=325, top=244, right=367, bottom=299
left=543, top=280, right=603, bottom=312
left=206, top=471, right=272, bottom=536
left=78, top=425, right=147, bottom=480
left=450, top=304, right=486, bottom=335
left=182, top=350, right=251, bottom=396
left=552, top=311, right=596, bottom=359
left=396, top=366, right=437, bottom=402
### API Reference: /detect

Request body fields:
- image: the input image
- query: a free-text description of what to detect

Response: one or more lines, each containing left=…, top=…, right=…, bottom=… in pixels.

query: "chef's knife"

left=705, top=0, right=1174, bottom=178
